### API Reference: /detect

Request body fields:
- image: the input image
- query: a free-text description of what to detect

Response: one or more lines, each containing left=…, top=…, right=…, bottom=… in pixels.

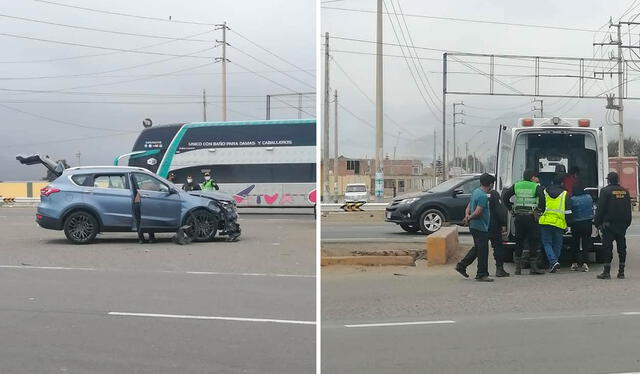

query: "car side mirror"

left=169, top=187, right=178, bottom=195
left=453, top=188, right=464, bottom=197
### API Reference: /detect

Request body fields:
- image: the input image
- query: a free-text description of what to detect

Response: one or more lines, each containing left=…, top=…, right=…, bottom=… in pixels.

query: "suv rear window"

left=71, top=174, right=93, bottom=186
left=94, top=175, right=127, bottom=189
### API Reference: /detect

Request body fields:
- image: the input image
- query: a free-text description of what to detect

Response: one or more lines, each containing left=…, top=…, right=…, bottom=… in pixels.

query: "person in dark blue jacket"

left=569, top=184, right=593, bottom=272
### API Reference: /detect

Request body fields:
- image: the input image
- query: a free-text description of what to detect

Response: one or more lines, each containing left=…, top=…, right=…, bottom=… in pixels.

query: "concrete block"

left=321, top=256, right=415, bottom=267
left=425, top=226, right=459, bottom=265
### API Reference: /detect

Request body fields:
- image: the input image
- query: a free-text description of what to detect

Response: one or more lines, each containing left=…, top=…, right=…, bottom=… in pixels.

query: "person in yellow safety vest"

left=201, top=172, right=219, bottom=191
left=502, top=169, right=546, bottom=275
left=539, top=174, right=573, bottom=273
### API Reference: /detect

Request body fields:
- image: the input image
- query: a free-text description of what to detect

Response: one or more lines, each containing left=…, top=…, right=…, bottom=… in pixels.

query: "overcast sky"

left=1, top=0, right=315, bottom=180
left=322, top=0, right=640, bottom=165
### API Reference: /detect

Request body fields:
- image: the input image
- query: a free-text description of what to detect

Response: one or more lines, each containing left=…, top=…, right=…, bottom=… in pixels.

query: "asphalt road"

left=0, top=207, right=315, bottom=374
left=322, top=219, right=640, bottom=374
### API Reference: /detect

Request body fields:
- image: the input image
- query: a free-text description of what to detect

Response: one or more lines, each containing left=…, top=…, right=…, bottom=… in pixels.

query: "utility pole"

left=375, top=0, right=384, bottom=201
left=452, top=101, right=464, bottom=170
left=298, top=93, right=303, bottom=119
left=75, top=152, right=81, bottom=167
left=442, top=53, right=448, bottom=180
left=202, top=89, right=207, bottom=121
left=465, top=142, right=469, bottom=172
left=432, top=129, right=437, bottom=182
left=215, top=22, right=230, bottom=122
left=532, top=98, right=543, bottom=118
left=333, top=89, right=338, bottom=203
left=323, top=32, right=330, bottom=202
left=594, top=18, right=624, bottom=156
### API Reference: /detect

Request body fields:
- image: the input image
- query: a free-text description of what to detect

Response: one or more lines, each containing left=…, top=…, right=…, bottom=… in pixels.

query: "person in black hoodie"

left=455, top=187, right=510, bottom=278
left=594, top=172, right=632, bottom=279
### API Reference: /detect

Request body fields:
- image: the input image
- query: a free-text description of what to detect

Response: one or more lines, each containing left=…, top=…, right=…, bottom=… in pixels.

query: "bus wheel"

left=185, top=210, right=218, bottom=242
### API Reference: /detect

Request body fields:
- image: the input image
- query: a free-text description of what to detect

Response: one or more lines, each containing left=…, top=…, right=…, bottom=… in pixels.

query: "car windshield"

left=346, top=185, right=367, bottom=193
left=427, top=177, right=467, bottom=193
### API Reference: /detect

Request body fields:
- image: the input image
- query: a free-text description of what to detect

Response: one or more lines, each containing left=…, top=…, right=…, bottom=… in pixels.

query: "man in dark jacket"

left=182, top=175, right=201, bottom=191
left=502, top=169, right=546, bottom=275
left=456, top=188, right=510, bottom=278
left=594, top=172, right=632, bottom=279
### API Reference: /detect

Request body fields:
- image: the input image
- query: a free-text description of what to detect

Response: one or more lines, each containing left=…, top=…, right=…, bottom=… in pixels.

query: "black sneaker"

left=549, top=262, right=560, bottom=273
left=455, top=264, right=469, bottom=278
left=475, top=275, right=494, bottom=282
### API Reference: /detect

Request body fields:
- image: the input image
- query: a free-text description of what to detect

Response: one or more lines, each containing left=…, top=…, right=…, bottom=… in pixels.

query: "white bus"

left=116, top=119, right=317, bottom=208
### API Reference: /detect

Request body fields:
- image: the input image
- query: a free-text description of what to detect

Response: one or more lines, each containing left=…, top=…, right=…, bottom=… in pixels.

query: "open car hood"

left=16, top=154, right=65, bottom=177
left=187, top=190, right=234, bottom=203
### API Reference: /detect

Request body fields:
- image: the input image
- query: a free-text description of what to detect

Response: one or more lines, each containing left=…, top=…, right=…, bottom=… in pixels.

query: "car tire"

left=399, top=224, right=420, bottom=233
left=184, top=209, right=218, bottom=242
left=63, top=211, right=99, bottom=244
left=418, top=209, right=445, bottom=235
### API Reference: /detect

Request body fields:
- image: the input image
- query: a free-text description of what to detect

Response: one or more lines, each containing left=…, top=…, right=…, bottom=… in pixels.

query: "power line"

left=0, top=13, right=213, bottom=42
left=229, top=29, right=315, bottom=78
left=1, top=131, right=135, bottom=148
left=0, top=31, right=216, bottom=59
left=230, top=60, right=307, bottom=94
left=0, top=29, right=214, bottom=64
left=394, top=0, right=441, bottom=104
left=322, top=6, right=611, bottom=34
left=0, top=46, right=216, bottom=82
left=0, top=89, right=263, bottom=98
left=229, top=45, right=315, bottom=89
left=0, top=68, right=314, bottom=81
left=0, top=103, right=138, bottom=133
left=383, top=0, right=441, bottom=121
left=332, top=56, right=419, bottom=137
left=34, top=0, right=215, bottom=26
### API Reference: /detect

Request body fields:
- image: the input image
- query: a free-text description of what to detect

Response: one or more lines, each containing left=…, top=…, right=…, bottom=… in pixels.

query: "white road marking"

left=621, top=312, right=640, bottom=315
left=108, top=312, right=316, bottom=326
left=517, top=314, right=610, bottom=321
left=344, top=320, right=455, bottom=328
left=0, top=265, right=314, bottom=278
left=185, top=271, right=314, bottom=278
left=0, top=265, right=98, bottom=271
left=607, top=372, right=640, bottom=374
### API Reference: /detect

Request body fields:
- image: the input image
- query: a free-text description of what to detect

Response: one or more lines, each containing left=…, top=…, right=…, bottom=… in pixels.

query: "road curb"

left=321, top=255, right=416, bottom=267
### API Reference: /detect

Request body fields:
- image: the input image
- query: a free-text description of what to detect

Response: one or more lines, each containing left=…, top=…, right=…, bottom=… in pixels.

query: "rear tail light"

left=522, top=118, right=534, bottom=126
left=578, top=119, right=590, bottom=127
left=36, top=214, right=43, bottom=220
left=40, top=186, right=61, bottom=197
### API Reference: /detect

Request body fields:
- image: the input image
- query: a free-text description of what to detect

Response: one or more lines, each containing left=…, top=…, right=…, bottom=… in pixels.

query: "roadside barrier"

left=340, top=202, right=366, bottom=212
left=0, top=197, right=40, bottom=206
left=322, top=203, right=387, bottom=212
left=426, top=226, right=460, bottom=265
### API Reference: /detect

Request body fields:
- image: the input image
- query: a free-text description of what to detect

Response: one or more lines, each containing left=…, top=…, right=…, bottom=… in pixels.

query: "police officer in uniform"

left=502, top=169, right=546, bottom=275
left=201, top=172, right=219, bottom=191
left=182, top=175, right=201, bottom=191
left=594, top=172, right=632, bottom=279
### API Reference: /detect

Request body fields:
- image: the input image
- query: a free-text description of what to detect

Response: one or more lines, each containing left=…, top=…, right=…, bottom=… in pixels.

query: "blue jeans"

left=541, top=225, right=564, bottom=266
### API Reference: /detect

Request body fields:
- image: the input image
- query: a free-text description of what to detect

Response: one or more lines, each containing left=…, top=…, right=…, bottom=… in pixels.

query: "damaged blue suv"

left=19, top=155, right=240, bottom=244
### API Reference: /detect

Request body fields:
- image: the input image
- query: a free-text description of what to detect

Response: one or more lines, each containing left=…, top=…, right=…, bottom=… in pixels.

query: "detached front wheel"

left=418, top=209, right=444, bottom=235
left=184, top=210, right=218, bottom=242
left=63, top=211, right=99, bottom=244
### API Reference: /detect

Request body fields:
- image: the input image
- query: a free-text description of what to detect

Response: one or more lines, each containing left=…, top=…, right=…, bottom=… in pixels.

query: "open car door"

left=495, top=124, right=513, bottom=193
left=16, top=154, right=65, bottom=178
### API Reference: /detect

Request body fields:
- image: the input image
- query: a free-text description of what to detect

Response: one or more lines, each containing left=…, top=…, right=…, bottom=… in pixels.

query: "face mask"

left=204, top=176, right=211, bottom=181
left=187, top=178, right=193, bottom=183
